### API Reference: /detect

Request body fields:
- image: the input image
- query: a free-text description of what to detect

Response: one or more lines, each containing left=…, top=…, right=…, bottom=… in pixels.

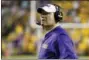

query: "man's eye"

left=40, top=17, right=44, bottom=19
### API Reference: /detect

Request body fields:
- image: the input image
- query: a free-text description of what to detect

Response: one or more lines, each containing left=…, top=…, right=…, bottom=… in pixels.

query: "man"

left=37, top=4, right=78, bottom=59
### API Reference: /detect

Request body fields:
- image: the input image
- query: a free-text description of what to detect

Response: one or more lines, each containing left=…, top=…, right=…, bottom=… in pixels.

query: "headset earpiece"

left=53, top=4, right=63, bottom=22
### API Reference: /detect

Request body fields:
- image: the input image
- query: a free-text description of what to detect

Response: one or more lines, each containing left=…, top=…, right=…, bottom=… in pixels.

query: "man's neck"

left=44, top=25, right=54, bottom=31
left=42, top=25, right=54, bottom=35
left=42, top=23, right=59, bottom=35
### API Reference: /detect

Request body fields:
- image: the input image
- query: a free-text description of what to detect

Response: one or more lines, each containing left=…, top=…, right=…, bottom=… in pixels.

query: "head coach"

left=37, top=4, right=78, bottom=59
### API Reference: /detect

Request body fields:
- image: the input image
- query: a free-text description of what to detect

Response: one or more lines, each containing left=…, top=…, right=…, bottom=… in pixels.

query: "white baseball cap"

left=37, top=4, right=56, bottom=14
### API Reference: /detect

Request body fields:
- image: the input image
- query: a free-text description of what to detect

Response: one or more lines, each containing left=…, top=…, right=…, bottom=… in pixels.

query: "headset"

left=36, top=4, right=63, bottom=25
left=53, top=4, right=63, bottom=23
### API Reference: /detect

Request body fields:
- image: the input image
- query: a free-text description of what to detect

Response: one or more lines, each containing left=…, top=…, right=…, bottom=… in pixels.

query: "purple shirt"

left=39, top=26, right=78, bottom=59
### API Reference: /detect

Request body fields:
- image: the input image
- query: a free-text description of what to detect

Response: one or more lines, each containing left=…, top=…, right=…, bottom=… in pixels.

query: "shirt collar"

left=43, top=23, right=60, bottom=36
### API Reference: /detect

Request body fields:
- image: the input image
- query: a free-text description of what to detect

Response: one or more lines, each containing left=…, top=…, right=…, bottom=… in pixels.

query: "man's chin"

left=42, top=24, right=48, bottom=26
left=42, top=24, right=53, bottom=27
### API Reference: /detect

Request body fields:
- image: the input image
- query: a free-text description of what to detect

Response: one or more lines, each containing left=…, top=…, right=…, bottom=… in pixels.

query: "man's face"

left=40, top=12, right=56, bottom=26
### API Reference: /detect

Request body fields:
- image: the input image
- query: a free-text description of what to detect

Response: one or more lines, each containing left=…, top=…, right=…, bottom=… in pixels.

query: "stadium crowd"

left=1, top=0, right=89, bottom=57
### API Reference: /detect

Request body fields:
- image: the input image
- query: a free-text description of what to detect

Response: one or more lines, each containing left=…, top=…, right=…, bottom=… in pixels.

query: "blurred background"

left=1, top=0, right=89, bottom=59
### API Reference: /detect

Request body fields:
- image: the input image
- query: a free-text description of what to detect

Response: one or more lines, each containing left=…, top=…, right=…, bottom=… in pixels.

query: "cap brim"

left=37, top=8, right=49, bottom=15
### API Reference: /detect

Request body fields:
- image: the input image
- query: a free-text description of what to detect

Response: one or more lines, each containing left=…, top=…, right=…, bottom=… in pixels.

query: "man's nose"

left=41, top=16, right=46, bottom=20
left=42, top=16, right=46, bottom=18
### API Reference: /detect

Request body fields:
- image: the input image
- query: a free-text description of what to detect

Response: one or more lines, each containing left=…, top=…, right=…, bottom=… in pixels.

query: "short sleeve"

left=56, top=34, right=78, bottom=59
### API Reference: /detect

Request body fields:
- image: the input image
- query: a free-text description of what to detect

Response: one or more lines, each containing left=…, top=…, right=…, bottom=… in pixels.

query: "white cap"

left=37, top=4, right=56, bottom=14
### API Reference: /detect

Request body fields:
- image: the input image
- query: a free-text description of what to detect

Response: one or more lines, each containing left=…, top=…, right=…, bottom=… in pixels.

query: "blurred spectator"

left=1, top=0, right=89, bottom=58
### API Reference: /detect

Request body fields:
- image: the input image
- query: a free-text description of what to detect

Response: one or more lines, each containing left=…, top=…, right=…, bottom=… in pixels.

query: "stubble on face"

left=40, top=13, right=56, bottom=31
left=41, top=13, right=55, bottom=26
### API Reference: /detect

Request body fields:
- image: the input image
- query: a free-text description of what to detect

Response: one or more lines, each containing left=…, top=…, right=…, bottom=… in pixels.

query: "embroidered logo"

left=42, top=44, right=48, bottom=49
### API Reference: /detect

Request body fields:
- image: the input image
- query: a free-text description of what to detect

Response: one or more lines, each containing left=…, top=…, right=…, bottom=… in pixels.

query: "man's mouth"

left=42, top=19, right=46, bottom=22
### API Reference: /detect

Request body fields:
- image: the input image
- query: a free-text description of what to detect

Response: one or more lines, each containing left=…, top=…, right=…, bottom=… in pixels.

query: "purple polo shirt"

left=38, top=26, right=78, bottom=59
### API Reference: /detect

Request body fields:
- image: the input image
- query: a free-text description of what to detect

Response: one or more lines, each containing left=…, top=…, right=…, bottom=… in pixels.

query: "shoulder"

left=53, top=26, right=68, bottom=35
left=53, top=26, right=73, bottom=43
left=47, top=26, right=70, bottom=41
